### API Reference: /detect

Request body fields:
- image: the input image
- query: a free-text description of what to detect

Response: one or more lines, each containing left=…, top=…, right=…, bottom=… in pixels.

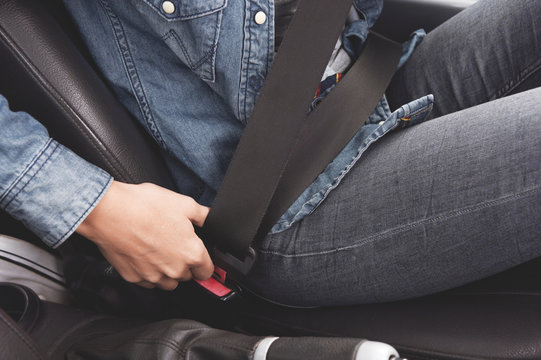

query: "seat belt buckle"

left=194, top=266, right=239, bottom=302
left=210, top=246, right=257, bottom=277
left=194, top=247, right=257, bottom=301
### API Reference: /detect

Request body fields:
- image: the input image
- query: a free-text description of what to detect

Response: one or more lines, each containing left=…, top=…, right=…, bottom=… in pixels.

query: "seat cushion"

left=236, top=257, right=541, bottom=360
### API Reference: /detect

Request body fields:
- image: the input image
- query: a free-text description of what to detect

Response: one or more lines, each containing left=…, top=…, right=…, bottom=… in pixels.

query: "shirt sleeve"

left=0, top=94, right=112, bottom=248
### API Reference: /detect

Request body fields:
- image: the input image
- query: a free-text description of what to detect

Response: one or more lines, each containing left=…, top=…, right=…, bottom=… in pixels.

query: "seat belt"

left=197, top=0, right=402, bottom=299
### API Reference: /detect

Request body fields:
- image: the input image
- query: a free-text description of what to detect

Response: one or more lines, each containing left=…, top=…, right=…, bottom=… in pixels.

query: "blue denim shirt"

left=0, top=0, right=432, bottom=247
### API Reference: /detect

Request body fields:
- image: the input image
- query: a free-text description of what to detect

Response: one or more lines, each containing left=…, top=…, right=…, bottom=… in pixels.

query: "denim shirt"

left=0, top=0, right=432, bottom=247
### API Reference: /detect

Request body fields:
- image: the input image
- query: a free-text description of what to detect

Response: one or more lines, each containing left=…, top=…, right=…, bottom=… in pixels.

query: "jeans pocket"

left=138, top=0, right=228, bottom=82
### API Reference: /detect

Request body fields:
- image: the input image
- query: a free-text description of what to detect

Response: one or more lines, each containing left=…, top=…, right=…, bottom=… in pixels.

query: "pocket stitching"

left=162, top=30, right=194, bottom=69
left=142, top=0, right=227, bottom=21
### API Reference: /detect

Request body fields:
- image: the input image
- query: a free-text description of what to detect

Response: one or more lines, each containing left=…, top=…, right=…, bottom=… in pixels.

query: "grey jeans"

left=246, top=0, right=541, bottom=307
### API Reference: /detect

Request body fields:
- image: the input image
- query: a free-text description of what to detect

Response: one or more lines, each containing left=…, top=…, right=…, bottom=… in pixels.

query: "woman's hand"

left=76, top=181, right=214, bottom=290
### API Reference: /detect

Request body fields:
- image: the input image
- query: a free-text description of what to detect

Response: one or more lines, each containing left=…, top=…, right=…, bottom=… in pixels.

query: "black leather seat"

left=236, top=262, right=541, bottom=359
left=2, top=0, right=541, bottom=359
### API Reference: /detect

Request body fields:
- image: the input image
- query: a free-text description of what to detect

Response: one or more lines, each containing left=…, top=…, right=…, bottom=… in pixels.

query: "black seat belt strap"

left=200, top=0, right=402, bottom=284
left=258, top=33, right=402, bottom=237
left=203, top=0, right=355, bottom=260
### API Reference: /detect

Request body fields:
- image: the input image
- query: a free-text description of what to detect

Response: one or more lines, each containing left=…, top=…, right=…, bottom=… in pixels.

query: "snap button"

left=162, top=1, right=175, bottom=14
left=249, top=75, right=263, bottom=90
left=254, top=11, right=267, bottom=25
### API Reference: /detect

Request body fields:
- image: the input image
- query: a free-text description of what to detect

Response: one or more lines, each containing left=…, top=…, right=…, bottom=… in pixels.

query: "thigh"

left=247, top=87, right=541, bottom=307
left=386, top=0, right=541, bottom=118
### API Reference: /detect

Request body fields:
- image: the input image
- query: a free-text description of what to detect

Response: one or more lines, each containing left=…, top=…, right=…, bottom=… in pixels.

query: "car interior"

left=2, top=0, right=541, bottom=359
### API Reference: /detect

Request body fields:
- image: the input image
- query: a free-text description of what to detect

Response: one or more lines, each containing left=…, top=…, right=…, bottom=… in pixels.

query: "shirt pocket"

left=139, top=0, right=227, bottom=82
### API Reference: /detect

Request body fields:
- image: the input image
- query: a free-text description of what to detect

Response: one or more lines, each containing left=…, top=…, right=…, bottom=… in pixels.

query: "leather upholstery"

left=0, top=0, right=175, bottom=187
left=2, top=0, right=541, bottom=359
left=0, top=308, right=44, bottom=360
left=238, top=283, right=541, bottom=359
left=373, top=0, right=471, bottom=42
left=0, top=0, right=176, bottom=242
left=1, top=283, right=375, bottom=360
left=236, top=256, right=541, bottom=360
left=0, top=283, right=41, bottom=333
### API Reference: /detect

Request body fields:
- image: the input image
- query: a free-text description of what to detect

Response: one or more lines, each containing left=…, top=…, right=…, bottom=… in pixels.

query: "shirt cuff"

left=0, top=138, right=112, bottom=248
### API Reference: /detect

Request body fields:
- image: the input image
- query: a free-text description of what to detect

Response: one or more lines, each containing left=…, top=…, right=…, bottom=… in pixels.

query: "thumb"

left=188, top=203, right=210, bottom=227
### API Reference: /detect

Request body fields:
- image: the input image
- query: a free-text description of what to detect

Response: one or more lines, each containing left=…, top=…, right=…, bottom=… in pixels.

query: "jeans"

left=245, top=0, right=541, bottom=307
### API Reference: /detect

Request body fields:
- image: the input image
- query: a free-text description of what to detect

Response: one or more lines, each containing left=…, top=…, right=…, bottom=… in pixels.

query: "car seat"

left=2, top=0, right=541, bottom=359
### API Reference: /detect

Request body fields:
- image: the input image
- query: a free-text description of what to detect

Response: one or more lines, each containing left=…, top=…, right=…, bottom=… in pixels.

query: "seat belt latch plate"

left=194, top=266, right=239, bottom=301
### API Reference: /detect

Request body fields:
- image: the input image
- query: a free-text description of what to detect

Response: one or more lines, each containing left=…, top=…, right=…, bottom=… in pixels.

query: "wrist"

left=75, top=180, right=122, bottom=241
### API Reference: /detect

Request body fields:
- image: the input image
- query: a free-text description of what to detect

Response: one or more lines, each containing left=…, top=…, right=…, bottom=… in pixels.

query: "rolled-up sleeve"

left=0, top=95, right=112, bottom=248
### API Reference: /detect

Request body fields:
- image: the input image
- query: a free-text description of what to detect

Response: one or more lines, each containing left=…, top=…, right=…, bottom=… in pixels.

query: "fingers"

left=190, top=245, right=214, bottom=280
left=132, top=273, right=179, bottom=290
left=155, top=276, right=179, bottom=291
left=132, top=245, right=212, bottom=290
left=133, top=255, right=213, bottom=289
left=184, top=198, right=210, bottom=227
left=137, top=280, right=155, bottom=289
left=92, top=184, right=215, bottom=292
left=178, top=200, right=213, bottom=280
left=113, top=241, right=213, bottom=290
left=137, top=278, right=179, bottom=291
left=128, top=265, right=211, bottom=290
left=161, top=246, right=214, bottom=282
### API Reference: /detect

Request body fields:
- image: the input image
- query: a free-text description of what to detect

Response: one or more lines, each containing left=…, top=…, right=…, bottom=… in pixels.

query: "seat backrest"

left=374, top=0, right=478, bottom=41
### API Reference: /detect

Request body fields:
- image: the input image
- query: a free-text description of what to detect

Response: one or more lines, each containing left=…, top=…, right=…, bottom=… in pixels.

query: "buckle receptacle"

left=194, top=247, right=257, bottom=301
left=210, top=246, right=257, bottom=277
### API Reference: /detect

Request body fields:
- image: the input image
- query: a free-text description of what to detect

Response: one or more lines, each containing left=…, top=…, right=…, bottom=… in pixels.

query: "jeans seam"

left=258, top=184, right=541, bottom=258
left=491, top=57, right=541, bottom=101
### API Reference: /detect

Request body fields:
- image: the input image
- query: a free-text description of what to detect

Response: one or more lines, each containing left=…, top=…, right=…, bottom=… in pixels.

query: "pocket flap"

left=143, top=0, right=227, bottom=20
